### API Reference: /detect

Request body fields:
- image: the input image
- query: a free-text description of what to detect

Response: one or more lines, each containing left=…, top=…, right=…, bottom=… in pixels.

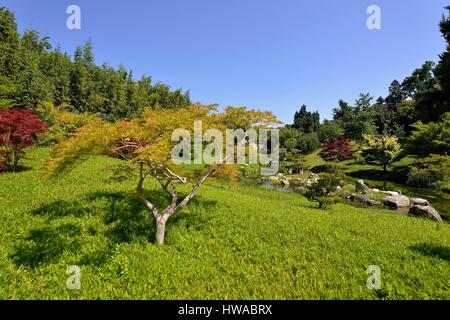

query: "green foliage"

left=386, top=80, right=404, bottom=111
left=361, top=135, right=402, bottom=172
left=311, top=162, right=347, bottom=174
left=35, top=102, right=96, bottom=145
left=293, top=105, right=320, bottom=133
left=413, top=7, right=450, bottom=123
left=305, top=173, right=342, bottom=209
left=280, top=149, right=305, bottom=174
left=280, top=127, right=320, bottom=154
left=318, top=120, right=344, bottom=143
left=332, top=96, right=376, bottom=141
left=406, top=113, right=450, bottom=156
left=297, top=132, right=321, bottom=154
left=407, top=154, right=450, bottom=188
left=0, top=75, right=17, bottom=108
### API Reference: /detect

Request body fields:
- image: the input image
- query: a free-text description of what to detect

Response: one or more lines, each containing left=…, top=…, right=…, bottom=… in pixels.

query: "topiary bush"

left=305, top=173, right=343, bottom=209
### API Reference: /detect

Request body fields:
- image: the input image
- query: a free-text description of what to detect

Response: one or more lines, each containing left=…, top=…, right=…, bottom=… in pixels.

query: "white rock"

left=381, top=191, right=400, bottom=196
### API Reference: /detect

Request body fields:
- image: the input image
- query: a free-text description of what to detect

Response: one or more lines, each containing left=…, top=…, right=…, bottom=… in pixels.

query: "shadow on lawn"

left=12, top=190, right=217, bottom=268
left=10, top=224, right=82, bottom=268
left=410, top=243, right=450, bottom=263
left=346, top=165, right=410, bottom=184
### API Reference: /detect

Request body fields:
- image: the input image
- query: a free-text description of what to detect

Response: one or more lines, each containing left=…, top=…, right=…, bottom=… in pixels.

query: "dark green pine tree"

left=293, top=105, right=320, bottom=134
left=385, top=80, right=404, bottom=112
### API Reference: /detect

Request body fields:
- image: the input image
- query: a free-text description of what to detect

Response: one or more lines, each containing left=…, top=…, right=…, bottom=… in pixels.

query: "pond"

left=262, top=182, right=293, bottom=193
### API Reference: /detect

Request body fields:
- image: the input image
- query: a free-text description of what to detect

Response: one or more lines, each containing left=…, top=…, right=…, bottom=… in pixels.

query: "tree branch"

left=173, top=165, right=219, bottom=214
left=140, top=196, right=160, bottom=220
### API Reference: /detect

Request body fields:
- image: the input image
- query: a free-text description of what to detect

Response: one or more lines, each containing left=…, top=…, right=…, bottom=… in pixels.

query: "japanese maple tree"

left=0, top=108, right=47, bottom=172
left=320, top=136, right=352, bottom=162
left=47, top=105, right=280, bottom=244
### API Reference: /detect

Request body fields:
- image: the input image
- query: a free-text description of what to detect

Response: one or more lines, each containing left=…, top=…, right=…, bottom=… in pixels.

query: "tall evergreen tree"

left=293, top=105, right=320, bottom=133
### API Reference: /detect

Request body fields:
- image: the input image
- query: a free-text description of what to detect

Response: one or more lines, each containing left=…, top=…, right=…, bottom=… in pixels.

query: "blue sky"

left=2, top=0, right=448, bottom=123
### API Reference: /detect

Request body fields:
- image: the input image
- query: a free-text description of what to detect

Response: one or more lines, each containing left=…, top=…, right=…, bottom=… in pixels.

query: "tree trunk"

left=155, top=214, right=170, bottom=245
left=137, top=163, right=145, bottom=192
left=12, top=148, right=18, bottom=173
left=155, top=220, right=166, bottom=245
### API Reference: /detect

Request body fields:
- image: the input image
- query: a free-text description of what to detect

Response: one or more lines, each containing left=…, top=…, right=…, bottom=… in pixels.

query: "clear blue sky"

left=2, top=0, right=448, bottom=123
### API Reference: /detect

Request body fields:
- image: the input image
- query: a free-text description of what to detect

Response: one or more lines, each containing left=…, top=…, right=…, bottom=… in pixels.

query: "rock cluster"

left=348, top=180, right=443, bottom=222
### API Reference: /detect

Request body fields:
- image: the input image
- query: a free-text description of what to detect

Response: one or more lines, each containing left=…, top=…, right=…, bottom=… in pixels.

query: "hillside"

left=0, top=148, right=449, bottom=299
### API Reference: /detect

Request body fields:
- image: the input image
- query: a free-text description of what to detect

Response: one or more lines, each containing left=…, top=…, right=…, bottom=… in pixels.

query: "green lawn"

left=0, top=148, right=449, bottom=299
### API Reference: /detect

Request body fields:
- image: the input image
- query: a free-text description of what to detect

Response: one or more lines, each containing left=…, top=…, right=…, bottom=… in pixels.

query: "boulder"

left=408, top=205, right=443, bottom=222
left=372, top=188, right=380, bottom=193
left=366, top=199, right=381, bottom=206
left=383, top=195, right=410, bottom=209
left=340, top=191, right=351, bottom=199
left=351, top=193, right=370, bottom=204
left=280, top=179, right=290, bottom=188
left=268, top=176, right=278, bottom=182
left=381, top=191, right=400, bottom=196
left=411, top=198, right=430, bottom=207
left=355, top=180, right=370, bottom=193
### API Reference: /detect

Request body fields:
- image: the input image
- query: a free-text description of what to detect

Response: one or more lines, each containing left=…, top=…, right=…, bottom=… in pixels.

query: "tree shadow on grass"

left=12, top=190, right=217, bottom=268
left=346, top=166, right=409, bottom=184
left=86, top=191, right=217, bottom=243
left=30, top=200, right=94, bottom=219
left=1, top=164, right=32, bottom=174
left=410, top=243, right=450, bottom=263
left=10, top=224, right=82, bottom=268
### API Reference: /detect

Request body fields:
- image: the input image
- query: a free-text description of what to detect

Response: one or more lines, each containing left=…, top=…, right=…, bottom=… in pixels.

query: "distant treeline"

left=0, top=7, right=191, bottom=120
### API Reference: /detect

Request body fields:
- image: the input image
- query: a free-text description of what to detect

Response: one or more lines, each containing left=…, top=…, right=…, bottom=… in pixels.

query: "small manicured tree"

left=0, top=108, right=47, bottom=171
left=281, top=149, right=306, bottom=174
left=47, top=105, right=280, bottom=245
left=320, top=136, right=352, bottom=162
left=305, top=173, right=342, bottom=209
left=361, top=134, right=402, bottom=173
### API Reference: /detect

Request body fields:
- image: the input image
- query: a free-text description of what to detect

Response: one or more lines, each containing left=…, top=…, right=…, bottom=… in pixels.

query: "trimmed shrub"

left=305, top=173, right=343, bottom=209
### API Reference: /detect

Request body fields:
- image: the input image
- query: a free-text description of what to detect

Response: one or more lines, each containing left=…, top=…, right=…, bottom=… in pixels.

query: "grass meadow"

left=0, top=148, right=449, bottom=299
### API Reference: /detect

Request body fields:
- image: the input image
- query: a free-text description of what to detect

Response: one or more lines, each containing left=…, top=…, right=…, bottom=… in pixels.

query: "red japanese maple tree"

left=320, top=136, right=353, bottom=162
left=0, top=108, right=47, bottom=172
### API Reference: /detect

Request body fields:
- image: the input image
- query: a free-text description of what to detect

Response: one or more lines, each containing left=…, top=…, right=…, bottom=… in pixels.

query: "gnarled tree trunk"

left=139, top=164, right=219, bottom=245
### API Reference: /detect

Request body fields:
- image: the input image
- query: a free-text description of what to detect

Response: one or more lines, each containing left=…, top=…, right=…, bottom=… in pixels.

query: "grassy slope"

left=0, top=148, right=449, bottom=299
